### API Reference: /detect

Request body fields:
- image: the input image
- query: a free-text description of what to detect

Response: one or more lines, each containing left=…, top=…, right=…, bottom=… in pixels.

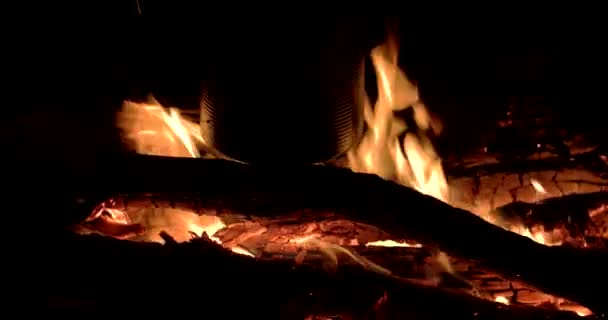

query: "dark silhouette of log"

left=25, top=155, right=607, bottom=313
left=47, top=231, right=584, bottom=320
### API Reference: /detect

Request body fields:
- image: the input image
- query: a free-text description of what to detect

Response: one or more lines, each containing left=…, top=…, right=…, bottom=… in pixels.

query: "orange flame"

left=116, top=99, right=252, bottom=256
left=118, top=99, right=204, bottom=158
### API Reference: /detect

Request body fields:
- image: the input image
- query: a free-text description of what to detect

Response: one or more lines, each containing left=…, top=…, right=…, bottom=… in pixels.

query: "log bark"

left=262, top=246, right=587, bottom=310
left=76, top=203, right=596, bottom=312
left=47, top=231, right=584, bottom=320
left=497, top=192, right=608, bottom=240
left=444, top=148, right=608, bottom=179
left=446, top=150, right=608, bottom=217
left=29, top=155, right=608, bottom=313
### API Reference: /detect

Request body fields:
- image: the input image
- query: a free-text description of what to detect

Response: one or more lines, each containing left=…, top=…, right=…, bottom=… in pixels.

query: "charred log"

left=445, top=149, right=608, bottom=179
left=262, top=246, right=588, bottom=311
left=47, top=231, right=585, bottom=320
left=74, top=202, right=596, bottom=312
left=446, top=151, right=608, bottom=245
left=497, top=191, right=608, bottom=240
left=40, top=155, right=608, bottom=313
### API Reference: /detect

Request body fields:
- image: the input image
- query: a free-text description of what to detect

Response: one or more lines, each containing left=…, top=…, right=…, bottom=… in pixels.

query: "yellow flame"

left=344, top=38, right=568, bottom=248
left=347, top=36, right=448, bottom=203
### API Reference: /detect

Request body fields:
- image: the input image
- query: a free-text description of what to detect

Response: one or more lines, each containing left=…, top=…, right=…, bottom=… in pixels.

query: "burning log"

left=47, top=230, right=585, bottom=320
left=497, top=192, right=608, bottom=242
left=445, top=148, right=608, bottom=179
left=44, top=155, right=608, bottom=313
left=262, top=246, right=587, bottom=310
left=445, top=150, right=608, bottom=246
left=75, top=201, right=597, bottom=313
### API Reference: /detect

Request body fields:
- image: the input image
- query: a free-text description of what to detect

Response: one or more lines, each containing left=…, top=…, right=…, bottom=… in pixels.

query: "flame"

left=515, top=225, right=564, bottom=246
left=344, top=37, right=568, bottom=248
left=290, top=235, right=392, bottom=275
left=118, top=99, right=204, bottom=158
left=340, top=35, right=588, bottom=315
left=347, top=36, right=448, bottom=202
left=106, top=36, right=592, bottom=315
left=113, top=99, right=253, bottom=256
left=183, top=213, right=225, bottom=244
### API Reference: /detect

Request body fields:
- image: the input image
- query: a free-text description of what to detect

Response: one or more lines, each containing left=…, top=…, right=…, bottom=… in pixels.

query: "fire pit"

left=18, top=17, right=604, bottom=320
left=35, top=37, right=607, bottom=319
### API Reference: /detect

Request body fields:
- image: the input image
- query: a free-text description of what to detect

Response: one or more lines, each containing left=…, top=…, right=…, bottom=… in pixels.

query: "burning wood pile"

left=44, top=38, right=607, bottom=319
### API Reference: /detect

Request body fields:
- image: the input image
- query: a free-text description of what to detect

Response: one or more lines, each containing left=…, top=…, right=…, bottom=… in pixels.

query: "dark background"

left=11, top=5, right=608, bottom=161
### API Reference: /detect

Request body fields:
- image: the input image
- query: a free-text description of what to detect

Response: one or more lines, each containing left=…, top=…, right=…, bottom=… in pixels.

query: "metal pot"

left=200, top=17, right=371, bottom=164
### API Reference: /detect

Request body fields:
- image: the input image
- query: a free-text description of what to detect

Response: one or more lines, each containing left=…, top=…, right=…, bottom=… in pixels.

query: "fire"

left=114, top=99, right=254, bottom=256
left=115, top=41, right=561, bottom=249
left=290, top=235, right=392, bottom=275
left=118, top=99, right=204, bottom=158
left=346, top=35, right=448, bottom=202
left=344, top=37, right=565, bottom=247
left=113, top=38, right=569, bottom=251
left=105, top=36, right=593, bottom=316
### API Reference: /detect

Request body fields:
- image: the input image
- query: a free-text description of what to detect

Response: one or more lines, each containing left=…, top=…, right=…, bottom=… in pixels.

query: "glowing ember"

left=88, top=206, right=131, bottom=225
left=366, top=240, right=421, bottom=248
left=229, top=246, right=255, bottom=257
left=290, top=235, right=392, bottom=275
left=574, top=309, right=593, bottom=317
left=494, top=296, right=510, bottom=305
left=530, top=178, right=548, bottom=194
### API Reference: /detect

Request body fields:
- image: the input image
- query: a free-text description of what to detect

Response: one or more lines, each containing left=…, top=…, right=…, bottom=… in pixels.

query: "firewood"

left=76, top=203, right=592, bottom=312
left=497, top=192, right=608, bottom=239
left=46, top=230, right=584, bottom=320
left=30, top=155, right=608, bottom=312
left=446, top=152, right=608, bottom=215
left=444, top=145, right=608, bottom=179
left=263, top=246, right=587, bottom=310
